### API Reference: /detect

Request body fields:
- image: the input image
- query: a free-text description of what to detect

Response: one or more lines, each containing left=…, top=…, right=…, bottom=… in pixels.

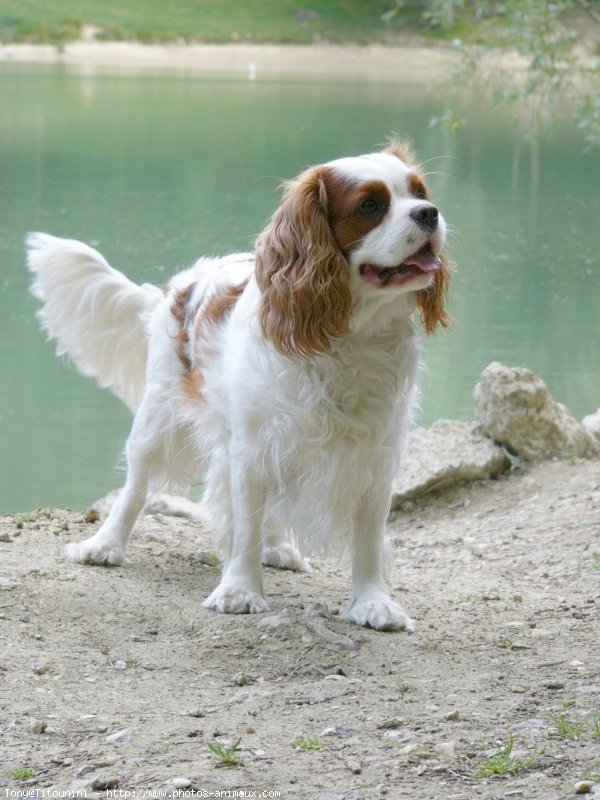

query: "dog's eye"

left=358, top=197, right=385, bottom=216
left=414, top=188, right=427, bottom=200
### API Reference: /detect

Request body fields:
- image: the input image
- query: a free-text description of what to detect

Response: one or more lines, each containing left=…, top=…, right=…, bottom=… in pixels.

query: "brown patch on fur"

left=408, top=172, right=430, bottom=201
left=171, top=278, right=250, bottom=402
left=255, top=167, right=352, bottom=358
left=325, top=176, right=391, bottom=256
left=171, top=283, right=197, bottom=374
left=417, top=252, right=454, bottom=334
left=201, top=279, right=249, bottom=328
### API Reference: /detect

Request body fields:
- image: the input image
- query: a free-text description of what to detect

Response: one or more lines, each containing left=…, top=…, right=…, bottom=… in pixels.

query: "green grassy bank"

left=0, top=0, right=427, bottom=46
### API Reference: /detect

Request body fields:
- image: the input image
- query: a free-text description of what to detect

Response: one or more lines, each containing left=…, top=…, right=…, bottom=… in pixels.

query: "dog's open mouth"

left=359, top=243, right=441, bottom=288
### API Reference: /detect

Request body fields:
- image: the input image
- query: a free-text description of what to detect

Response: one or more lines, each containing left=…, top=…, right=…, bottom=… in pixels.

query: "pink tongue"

left=404, top=249, right=442, bottom=273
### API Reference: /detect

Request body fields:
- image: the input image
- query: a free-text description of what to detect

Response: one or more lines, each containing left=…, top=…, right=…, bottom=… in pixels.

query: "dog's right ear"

left=255, top=167, right=352, bottom=358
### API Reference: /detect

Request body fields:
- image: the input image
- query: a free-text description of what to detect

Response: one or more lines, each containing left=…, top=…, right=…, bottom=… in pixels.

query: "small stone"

left=383, top=729, right=413, bottom=743
left=444, top=710, right=459, bottom=721
left=106, top=728, right=132, bottom=744
left=544, top=681, right=565, bottom=690
left=0, top=531, right=11, bottom=542
left=574, top=780, right=593, bottom=794
left=233, top=671, right=255, bottom=686
left=85, top=509, right=101, bottom=524
left=512, top=593, right=524, bottom=603
left=435, top=741, right=457, bottom=760
left=91, top=777, right=120, bottom=791
left=114, top=661, right=127, bottom=670
left=482, top=590, right=500, bottom=601
left=320, top=725, right=352, bottom=738
left=30, top=658, right=48, bottom=675
left=512, top=718, right=545, bottom=731
left=377, top=716, right=404, bottom=730
left=168, top=778, right=192, bottom=790
left=245, top=726, right=256, bottom=734
left=28, top=718, right=47, bottom=734
left=346, top=757, right=362, bottom=774
left=189, top=709, right=205, bottom=718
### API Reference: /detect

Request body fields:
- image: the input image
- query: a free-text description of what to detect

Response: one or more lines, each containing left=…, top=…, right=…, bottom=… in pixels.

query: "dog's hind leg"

left=262, top=529, right=312, bottom=573
left=66, top=395, right=165, bottom=567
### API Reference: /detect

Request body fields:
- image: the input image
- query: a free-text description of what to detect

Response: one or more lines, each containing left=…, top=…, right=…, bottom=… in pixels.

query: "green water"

left=1, top=63, right=599, bottom=513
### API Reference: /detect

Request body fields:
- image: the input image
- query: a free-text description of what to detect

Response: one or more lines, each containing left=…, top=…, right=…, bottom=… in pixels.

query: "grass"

left=551, top=711, right=585, bottom=741
left=0, top=0, right=428, bottom=46
left=592, top=551, right=600, bottom=569
left=9, top=766, right=35, bottom=781
left=471, top=737, right=545, bottom=780
left=497, top=637, right=515, bottom=650
left=292, top=734, right=326, bottom=751
left=207, top=737, right=243, bottom=767
left=593, top=714, right=600, bottom=738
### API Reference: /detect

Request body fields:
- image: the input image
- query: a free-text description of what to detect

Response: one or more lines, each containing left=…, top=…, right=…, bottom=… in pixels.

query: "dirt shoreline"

left=1, top=456, right=599, bottom=798
left=0, top=40, right=458, bottom=82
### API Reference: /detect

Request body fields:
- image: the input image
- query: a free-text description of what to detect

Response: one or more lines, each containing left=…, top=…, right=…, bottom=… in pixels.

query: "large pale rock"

left=391, top=420, right=510, bottom=507
left=582, top=408, right=600, bottom=441
left=474, top=362, right=599, bottom=462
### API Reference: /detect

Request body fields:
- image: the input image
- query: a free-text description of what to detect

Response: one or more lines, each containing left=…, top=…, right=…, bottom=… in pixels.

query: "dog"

left=27, top=139, right=452, bottom=631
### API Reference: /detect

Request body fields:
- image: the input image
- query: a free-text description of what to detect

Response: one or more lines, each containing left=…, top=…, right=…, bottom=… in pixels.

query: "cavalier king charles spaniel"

left=27, top=139, right=452, bottom=631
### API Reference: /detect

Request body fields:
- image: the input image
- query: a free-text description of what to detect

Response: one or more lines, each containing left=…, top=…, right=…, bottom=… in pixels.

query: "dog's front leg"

left=203, top=453, right=269, bottom=615
left=342, top=485, right=415, bottom=632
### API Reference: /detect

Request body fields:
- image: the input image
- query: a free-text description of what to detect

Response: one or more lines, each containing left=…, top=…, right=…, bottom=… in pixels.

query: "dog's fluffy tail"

left=27, top=233, right=163, bottom=412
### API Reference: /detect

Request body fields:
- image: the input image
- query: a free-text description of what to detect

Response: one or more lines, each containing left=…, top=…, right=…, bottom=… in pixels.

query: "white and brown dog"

left=28, top=139, right=452, bottom=631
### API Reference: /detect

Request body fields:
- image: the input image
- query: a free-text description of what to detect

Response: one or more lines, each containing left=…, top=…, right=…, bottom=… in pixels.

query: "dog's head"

left=255, top=139, right=452, bottom=357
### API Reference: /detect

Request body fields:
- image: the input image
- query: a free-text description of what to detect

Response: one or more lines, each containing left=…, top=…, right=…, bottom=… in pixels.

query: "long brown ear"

left=255, top=168, right=352, bottom=357
left=385, top=136, right=454, bottom=335
left=417, top=253, right=454, bottom=334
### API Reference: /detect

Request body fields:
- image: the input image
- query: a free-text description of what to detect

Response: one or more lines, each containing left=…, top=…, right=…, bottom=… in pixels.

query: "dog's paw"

left=65, top=536, right=128, bottom=567
left=342, top=596, right=415, bottom=632
left=203, top=583, right=269, bottom=615
left=262, top=542, right=312, bottom=573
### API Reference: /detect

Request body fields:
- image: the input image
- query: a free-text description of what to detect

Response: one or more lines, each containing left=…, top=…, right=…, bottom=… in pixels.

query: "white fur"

left=27, top=151, right=448, bottom=632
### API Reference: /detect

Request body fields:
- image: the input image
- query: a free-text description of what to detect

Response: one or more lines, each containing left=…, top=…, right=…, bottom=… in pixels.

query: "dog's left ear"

left=417, top=253, right=454, bottom=335
left=255, top=168, right=352, bottom=358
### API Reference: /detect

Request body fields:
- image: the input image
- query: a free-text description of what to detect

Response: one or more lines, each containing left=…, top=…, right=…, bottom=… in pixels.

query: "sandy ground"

left=1, top=456, right=599, bottom=799
left=0, top=40, right=457, bottom=82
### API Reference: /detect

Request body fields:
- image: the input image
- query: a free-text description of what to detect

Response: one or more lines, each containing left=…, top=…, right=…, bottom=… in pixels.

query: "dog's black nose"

left=410, top=204, right=439, bottom=233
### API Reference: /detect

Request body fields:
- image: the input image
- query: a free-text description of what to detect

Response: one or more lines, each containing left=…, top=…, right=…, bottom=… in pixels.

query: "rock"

left=474, top=362, right=599, bottom=462
left=377, top=716, right=405, bottom=729
left=346, top=757, right=362, bottom=774
left=435, top=741, right=457, bottom=760
left=91, top=777, right=120, bottom=791
left=28, top=718, right=47, bottom=734
left=444, top=710, right=459, bottom=721
left=233, top=671, right=255, bottom=686
left=168, top=778, right=192, bottom=789
left=320, top=725, right=353, bottom=738
left=114, top=661, right=127, bottom=670
left=391, top=420, right=510, bottom=506
left=574, top=780, right=593, bottom=794
left=30, top=658, right=48, bottom=675
left=0, top=531, right=11, bottom=542
left=106, top=728, right=132, bottom=744
left=582, top=407, right=600, bottom=440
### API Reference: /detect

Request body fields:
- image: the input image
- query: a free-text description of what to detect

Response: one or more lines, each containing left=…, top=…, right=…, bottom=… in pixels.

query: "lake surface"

left=1, top=62, right=599, bottom=513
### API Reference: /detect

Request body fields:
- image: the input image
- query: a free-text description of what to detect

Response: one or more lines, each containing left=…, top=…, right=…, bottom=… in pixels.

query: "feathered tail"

left=26, top=233, right=163, bottom=412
